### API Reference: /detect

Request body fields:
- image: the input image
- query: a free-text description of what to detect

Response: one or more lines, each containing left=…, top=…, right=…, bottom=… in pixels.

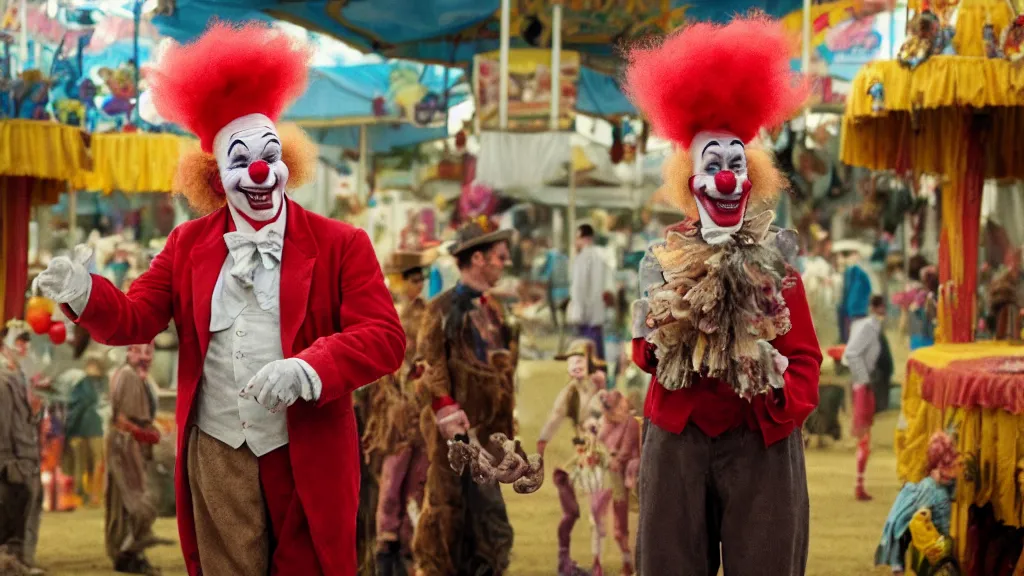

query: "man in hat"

left=0, top=324, right=42, bottom=574
left=32, top=23, right=405, bottom=576
left=105, top=341, right=167, bottom=574
left=411, top=218, right=518, bottom=576
left=625, top=15, right=822, bottom=575
left=364, top=250, right=435, bottom=576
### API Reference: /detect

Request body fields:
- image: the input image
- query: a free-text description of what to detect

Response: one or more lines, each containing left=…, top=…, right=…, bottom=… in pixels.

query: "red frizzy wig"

left=624, top=14, right=808, bottom=147
left=143, top=21, right=312, bottom=152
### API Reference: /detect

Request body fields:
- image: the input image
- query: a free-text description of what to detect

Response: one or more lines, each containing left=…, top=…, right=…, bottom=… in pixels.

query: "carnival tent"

left=0, top=120, right=89, bottom=320
left=153, top=0, right=805, bottom=68
left=840, top=0, right=1024, bottom=569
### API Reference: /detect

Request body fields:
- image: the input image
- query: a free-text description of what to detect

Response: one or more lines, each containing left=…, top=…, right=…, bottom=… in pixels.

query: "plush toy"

left=1002, top=15, right=1024, bottom=62
left=876, top=431, right=961, bottom=576
left=12, top=70, right=51, bottom=120
left=96, top=61, right=138, bottom=126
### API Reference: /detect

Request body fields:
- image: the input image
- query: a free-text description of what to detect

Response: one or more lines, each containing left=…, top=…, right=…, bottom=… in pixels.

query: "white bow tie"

left=224, top=227, right=283, bottom=288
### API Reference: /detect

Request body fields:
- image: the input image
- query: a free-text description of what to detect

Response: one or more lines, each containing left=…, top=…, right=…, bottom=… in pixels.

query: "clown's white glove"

left=241, top=358, right=322, bottom=413
left=769, top=346, right=789, bottom=380
left=32, top=245, right=93, bottom=315
left=631, top=299, right=652, bottom=339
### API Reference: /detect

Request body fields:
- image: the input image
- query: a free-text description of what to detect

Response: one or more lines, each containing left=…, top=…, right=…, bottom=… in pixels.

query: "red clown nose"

left=248, top=160, right=270, bottom=183
left=714, top=170, right=737, bottom=194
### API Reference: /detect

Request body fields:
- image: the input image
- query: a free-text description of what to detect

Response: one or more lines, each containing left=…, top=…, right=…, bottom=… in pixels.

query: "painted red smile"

left=238, top=185, right=275, bottom=211
left=694, top=188, right=750, bottom=228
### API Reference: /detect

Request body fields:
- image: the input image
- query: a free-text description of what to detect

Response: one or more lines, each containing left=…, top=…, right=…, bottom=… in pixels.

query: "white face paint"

left=213, top=114, right=289, bottom=223
left=688, top=130, right=753, bottom=245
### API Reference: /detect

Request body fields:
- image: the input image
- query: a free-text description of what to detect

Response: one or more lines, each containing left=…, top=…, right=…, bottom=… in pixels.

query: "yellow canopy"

left=0, top=120, right=90, bottom=182
left=840, top=57, right=1024, bottom=179
left=73, top=132, right=197, bottom=194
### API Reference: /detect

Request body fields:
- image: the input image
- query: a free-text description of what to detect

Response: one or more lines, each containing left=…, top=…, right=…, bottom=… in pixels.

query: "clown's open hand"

left=241, top=358, right=321, bottom=413
left=33, top=245, right=93, bottom=313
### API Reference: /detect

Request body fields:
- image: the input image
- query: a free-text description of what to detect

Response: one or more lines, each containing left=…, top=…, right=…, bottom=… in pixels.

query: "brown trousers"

left=186, top=428, right=321, bottom=576
left=637, top=423, right=809, bottom=576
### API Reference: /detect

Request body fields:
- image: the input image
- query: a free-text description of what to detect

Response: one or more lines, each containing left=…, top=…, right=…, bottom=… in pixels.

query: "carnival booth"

left=841, top=0, right=1024, bottom=572
left=0, top=119, right=89, bottom=321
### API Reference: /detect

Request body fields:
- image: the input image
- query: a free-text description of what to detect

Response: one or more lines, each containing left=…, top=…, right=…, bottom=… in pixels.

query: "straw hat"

left=555, top=338, right=608, bottom=370
left=385, top=248, right=438, bottom=276
left=448, top=217, right=513, bottom=256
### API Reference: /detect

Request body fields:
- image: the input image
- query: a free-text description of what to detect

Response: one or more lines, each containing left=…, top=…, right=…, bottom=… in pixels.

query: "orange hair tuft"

left=173, top=126, right=317, bottom=215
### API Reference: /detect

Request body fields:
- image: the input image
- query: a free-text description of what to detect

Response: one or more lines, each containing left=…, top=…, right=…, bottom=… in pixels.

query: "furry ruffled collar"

left=644, top=211, right=794, bottom=398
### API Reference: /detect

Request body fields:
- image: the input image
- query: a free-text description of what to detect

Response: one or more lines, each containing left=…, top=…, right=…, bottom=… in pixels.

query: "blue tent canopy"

left=576, top=67, right=634, bottom=118
left=283, top=62, right=467, bottom=153
left=286, top=63, right=466, bottom=122
left=154, top=0, right=804, bottom=65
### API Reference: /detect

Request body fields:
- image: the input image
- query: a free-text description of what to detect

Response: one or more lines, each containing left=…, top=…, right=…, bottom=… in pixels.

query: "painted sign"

left=781, top=0, right=901, bottom=82
left=474, top=48, right=580, bottom=131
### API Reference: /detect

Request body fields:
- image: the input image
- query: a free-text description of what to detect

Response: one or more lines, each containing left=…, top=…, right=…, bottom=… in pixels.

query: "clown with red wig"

left=33, top=23, right=405, bottom=575
left=626, top=15, right=823, bottom=575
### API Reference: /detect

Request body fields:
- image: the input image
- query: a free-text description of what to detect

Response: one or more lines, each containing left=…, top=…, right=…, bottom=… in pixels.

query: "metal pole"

left=549, top=1, right=562, bottom=131
left=801, top=0, right=811, bottom=74
left=801, top=0, right=812, bottom=124
left=473, top=55, right=482, bottom=135
left=498, top=0, right=511, bottom=129
left=358, top=124, right=369, bottom=203
left=568, top=158, right=577, bottom=267
left=68, top=186, right=77, bottom=244
left=18, top=0, right=27, bottom=73
left=133, top=0, right=141, bottom=125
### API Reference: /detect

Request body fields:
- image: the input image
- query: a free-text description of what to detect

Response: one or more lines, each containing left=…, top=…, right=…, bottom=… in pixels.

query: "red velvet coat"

left=68, top=200, right=405, bottom=576
left=634, top=273, right=822, bottom=447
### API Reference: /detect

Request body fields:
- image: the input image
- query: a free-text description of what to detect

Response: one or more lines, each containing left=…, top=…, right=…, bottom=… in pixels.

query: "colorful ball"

left=26, top=296, right=55, bottom=315
left=26, top=308, right=52, bottom=335
left=48, top=322, right=67, bottom=345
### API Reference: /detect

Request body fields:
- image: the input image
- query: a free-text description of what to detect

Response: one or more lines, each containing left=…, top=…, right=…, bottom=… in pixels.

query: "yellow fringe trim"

left=74, top=132, right=197, bottom=194
left=0, top=120, right=90, bottom=181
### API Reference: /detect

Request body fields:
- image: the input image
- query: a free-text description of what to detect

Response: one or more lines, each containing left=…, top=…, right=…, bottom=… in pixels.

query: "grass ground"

left=35, top=360, right=901, bottom=576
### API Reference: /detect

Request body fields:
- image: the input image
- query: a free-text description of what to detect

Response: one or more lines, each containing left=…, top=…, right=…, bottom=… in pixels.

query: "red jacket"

left=67, top=200, right=405, bottom=575
left=634, top=274, right=821, bottom=447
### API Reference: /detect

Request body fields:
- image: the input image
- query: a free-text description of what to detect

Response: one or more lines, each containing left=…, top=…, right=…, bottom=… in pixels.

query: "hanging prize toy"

left=1002, top=15, right=1024, bottom=63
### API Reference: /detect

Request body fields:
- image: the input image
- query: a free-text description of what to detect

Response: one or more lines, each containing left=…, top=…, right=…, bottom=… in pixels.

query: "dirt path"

left=35, top=360, right=899, bottom=576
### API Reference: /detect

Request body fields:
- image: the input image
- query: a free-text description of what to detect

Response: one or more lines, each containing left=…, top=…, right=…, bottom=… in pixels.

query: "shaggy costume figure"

left=33, top=23, right=404, bottom=576
left=625, top=15, right=822, bottom=575
left=362, top=251, right=435, bottom=575
left=411, top=221, right=527, bottom=576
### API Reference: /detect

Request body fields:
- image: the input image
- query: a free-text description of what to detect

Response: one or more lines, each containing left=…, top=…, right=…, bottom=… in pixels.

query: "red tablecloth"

left=916, top=356, right=1024, bottom=414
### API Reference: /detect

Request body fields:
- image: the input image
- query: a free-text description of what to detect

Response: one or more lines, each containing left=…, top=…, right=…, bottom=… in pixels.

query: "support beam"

left=498, top=0, right=511, bottom=129
left=549, top=1, right=563, bottom=131
left=357, top=124, right=369, bottom=203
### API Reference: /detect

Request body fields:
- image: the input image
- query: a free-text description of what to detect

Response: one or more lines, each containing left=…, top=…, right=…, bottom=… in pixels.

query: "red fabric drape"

left=936, top=117, right=984, bottom=344
left=2, top=177, right=32, bottom=322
